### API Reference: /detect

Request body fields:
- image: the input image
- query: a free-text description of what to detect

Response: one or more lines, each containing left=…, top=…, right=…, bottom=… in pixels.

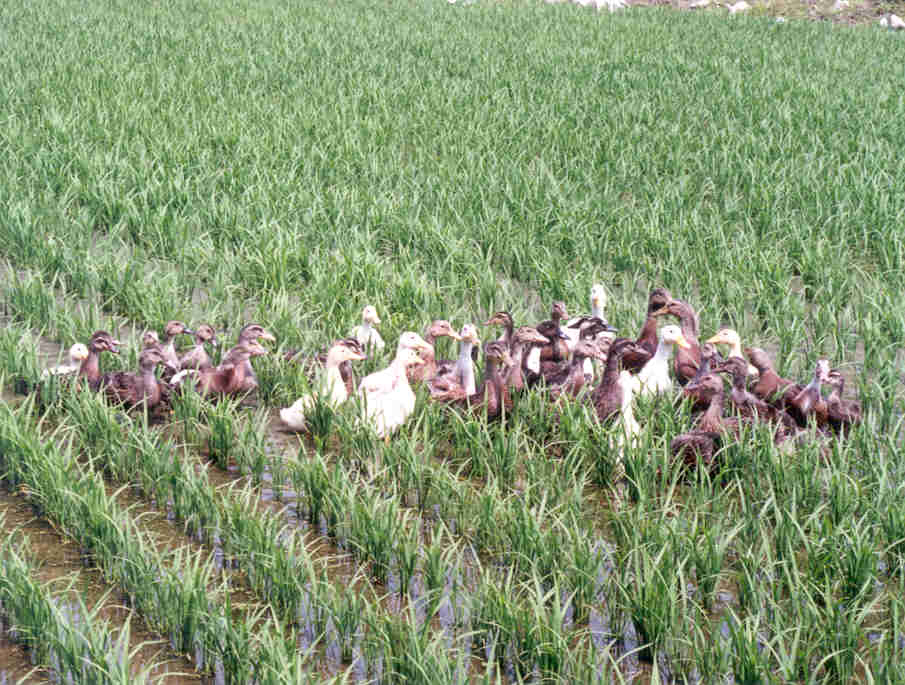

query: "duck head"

left=513, top=327, right=549, bottom=346
left=328, top=339, right=368, bottom=364
left=426, top=320, right=461, bottom=341
left=362, top=305, right=381, bottom=326
left=142, top=331, right=161, bottom=348
left=397, top=331, right=434, bottom=357
left=90, top=331, right=121, bottom=354
left=744, top=346, right=774, bottom=374
left=68, top=343, right=90, bottom=363
left=551, top=301, right=569, bottom=321
left=138, top=348, right=167, bottom=371
left=484, top=311, right=514, bottom=328
left=706, top=328, right=741, bottom=349
left=647, top=288, right=674, bottom=315
left=590, top=283, right=607, bottom=310
left=238, top=324, right=276, bottom=345
left=194, top=324, right=217, bottom=346
left=659, top=325, right=691, bottom=349
left=164, top=321, right=194, bottom=339
left=484, top=341, right=514, bottom=368
left=684, top=372, right=724, bottom=400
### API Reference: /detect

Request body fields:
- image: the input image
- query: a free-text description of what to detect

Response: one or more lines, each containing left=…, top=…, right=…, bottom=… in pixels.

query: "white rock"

left=727, top=1, right=751, bottom=13
left=889, top=13, right=905, bottom=29
left=880, top=16, right=888, bottom=25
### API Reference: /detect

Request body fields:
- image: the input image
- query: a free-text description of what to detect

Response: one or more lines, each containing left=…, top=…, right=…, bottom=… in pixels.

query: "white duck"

left=637, top=325, right=691, bottom=396
left=352, top=305, right=385, bottom=351
left=706, top=328, right=758, bottom=379
left=437, top=324, right=480, bottom=396
left=42, top=343, right=90, bottom=379
left=358, top=347, right=427, bottom=439
left=564, top=283, right=618, bottom=377
left=280, top=341, right=367, bottom=431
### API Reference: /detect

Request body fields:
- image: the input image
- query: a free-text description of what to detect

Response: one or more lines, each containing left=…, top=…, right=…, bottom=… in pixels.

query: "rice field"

left=1, top=0, right=905, bottom=681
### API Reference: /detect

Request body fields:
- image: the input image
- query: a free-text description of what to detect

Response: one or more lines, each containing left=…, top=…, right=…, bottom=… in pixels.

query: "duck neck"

left=699, top=391, right=725, bottom=431
left=139, top=365, right=157, bottom=392
left=653, top=339, right=674, bottom=364
left=591, top=304, right=604, bottom=320
left=80, top=348, right=102, bottom=382
left=675, top=308, right=699, bottom=340
left=637, top=315, right=659, bottom=350
left=600, top=346, right=627, bottom=389
left=502, top=320, right=514, bottom=349
left=359, top=321, right=373, bottom=340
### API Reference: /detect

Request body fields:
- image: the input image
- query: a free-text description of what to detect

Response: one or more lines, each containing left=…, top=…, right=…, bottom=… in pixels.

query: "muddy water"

left=0, top=488, right=206, bottom=684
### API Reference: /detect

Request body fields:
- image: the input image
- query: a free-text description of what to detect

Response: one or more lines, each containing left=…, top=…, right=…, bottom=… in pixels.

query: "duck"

left=671, top=373, right=739, bottom=468
left=712, top=357, right=798, bottom=434
left=352, top=305, right=385, bottom=351
left=429, top=324, right=480, bottom=396
left=409, top=320, right=462, bottom=384
left=536, top=301, right=571, bottom=364
left=745, top=347, right=802, bottom=409
left=706, top=329, right=758, bottom=379
left=99, top=348, right=168, bottom=410
left=563, top=284, right=617, bottom=353
left=547, top=340, right=605, bottom=399
left=622, top=288, right=674, bottom=373
left=174, top=341, right=269, bottom=397
left=280, top=340, right=368, bottom=431
left=683, top=342, right=722, bottom=409
left=42, top=343, right=90, bottom=379
left=485, top=311, right=515, bottom=352
left=503, top=327, right=549, bottom=393
left=564, top=316, right=618, bottom=378
left=637, top=325, right=692, bottom=397
left=233, top=324, right=277, bottom=393
left=80, top=331, right=121, bottom=388
left=786, top=359, right=829, bottom=429
left=825, top=369, right=862, bottom=435
left=179, top=325, right=218, bottom=371
left=358, top=346, right=427, bottom=439
left=590, top=338, right=639, bottom=422
left=430, top=342, right=513, bottom=421
left=654, top=299, right=702, bottom=384
left=158, top=321, right=195, bottom=372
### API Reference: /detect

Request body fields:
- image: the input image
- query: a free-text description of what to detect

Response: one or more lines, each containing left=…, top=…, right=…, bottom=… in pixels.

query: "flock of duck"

left=38, top=284, right=861, bottom=465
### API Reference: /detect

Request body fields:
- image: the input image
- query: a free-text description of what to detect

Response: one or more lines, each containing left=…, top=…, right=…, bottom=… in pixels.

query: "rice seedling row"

left=0, top=520, right=160, bottom=685
left=0, top=398, right=345, bottom=685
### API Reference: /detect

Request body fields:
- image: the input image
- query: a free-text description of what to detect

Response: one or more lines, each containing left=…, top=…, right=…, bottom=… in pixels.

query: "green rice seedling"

left=350, top=487, right=405, bottom=584
left=206, top=398, right=239, bottom=471
left=832, top=516, right=879, bottom=607
left=725, top=610, right=772, bottom=685
left=422, top=526, right=460, bottom=619
left=555, top=522, right=606, bottom=625
left=395, top=516, right=421, bottom=599
left=689, top=515, right=742, bottom=612
left=328, top=575, right=368, bottom=664
left=621, top=542, right=687, bottom=664
left=524, top=571, right=574, bottom=680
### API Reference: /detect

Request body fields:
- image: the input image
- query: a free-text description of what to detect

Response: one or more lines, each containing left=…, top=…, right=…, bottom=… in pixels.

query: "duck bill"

left=259, top=331, right=276, bottom=343
left=604, top=323, right=618, bottom=333
left=448, top=330, right=462, bottom=341
left=182, top=329, right=195, bottom=336
left=351, top=351, right=368, bottom=361
left=705, top=333, right=726, bottom=345
left=675, top=334, right=692, bottom=350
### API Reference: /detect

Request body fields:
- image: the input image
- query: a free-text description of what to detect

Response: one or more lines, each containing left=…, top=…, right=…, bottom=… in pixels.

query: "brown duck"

left=590, top=338, right=638, bottom=422
left=537, top=302, right=570, bottom=363
left=234, top=324, right=276, bottom=393
left=547, top=340, right=606, bottom=399
left=622, top=288, right=673, bottom=372
left=99, top=348, right=168, bottom=410
left=825, top=369, right=862, bottom=435
left=188, top=341, right=269, bottom=397
left=713, top=357, right=798, bottom=434
left=431, top=342, right=513, bottom=420
left=179, top=324, right=218, bottom=371
left=745, top=347, right=802, bottom=409
left=504, top=327, right=549, bottom=393
left=786, top=360, right=829, bottom=429
left=654, top=298, right=702, bottom=383
left=409, top=320, right=462, bottom=384
left=81, top=331, right=121, bottom=389
left=671, top=373, right=738, bottom=467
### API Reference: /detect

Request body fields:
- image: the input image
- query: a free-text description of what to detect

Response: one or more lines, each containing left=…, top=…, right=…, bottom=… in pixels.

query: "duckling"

left=80, top=331, right=121, bottom=388
left=358, top=346, right=427, bottom=439
left=280, top=340, right=368, bottom=431
left=179, top=325, right=218, bottom=371
left=654, top=299, right=702, bottom=384
left=590, top=338, right=638, bottom=422
left=42, top=343, right=90, bottom=379
left=504, top=327, right=549, bottom=393
left=352, top=305, right=385, bottom=351
left=430, top=325, right=480, bottom=396
left=99, top=348, right=168, bottom=410
left=825, top=369, right=862, bottom=435
left=431, top=342, right=514, bottom=421
left=706, top=329, right=758, bottom=379
left=409, top=320, right=462, bottom=384
left=622, top=288, right=674, bottom=372
left=786, top=360, right=829, bottom=429
left=158, top=321, right=195, bottom=372
left=637, top=325, right=692, bottom=397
